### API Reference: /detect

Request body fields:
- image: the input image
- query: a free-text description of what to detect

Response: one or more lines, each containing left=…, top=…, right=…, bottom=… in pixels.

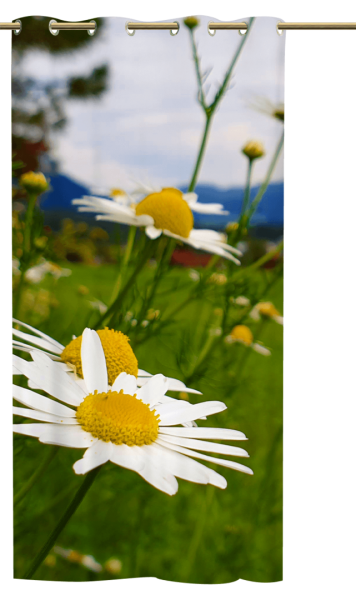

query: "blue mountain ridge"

left=40, top=173, right=283, bottom=232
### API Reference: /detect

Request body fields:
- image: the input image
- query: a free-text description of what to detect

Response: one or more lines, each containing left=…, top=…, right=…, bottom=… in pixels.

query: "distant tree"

left=12, top=16, right=109, bottom=175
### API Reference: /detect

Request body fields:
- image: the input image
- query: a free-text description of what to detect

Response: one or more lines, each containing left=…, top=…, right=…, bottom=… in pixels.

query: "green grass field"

left=13, top=262, right=283, bottom=583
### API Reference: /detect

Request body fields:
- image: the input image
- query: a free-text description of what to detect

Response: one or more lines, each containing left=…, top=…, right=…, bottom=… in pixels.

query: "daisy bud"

left=242, top=141, right=265, bottom=161
left=19, top=171, right=49, bottom=195
left=105, top=558, right=122, bottom=575
left=208, top=273, right=227, bottom=285
left=230, top=325, right=254, bottom=345
left=231, top=296, right=250, bottom=307
left=184, top=16, right=200, bottom=30
left=256, top=301, right=280, bottom=319
left=226, top=222, right=239, bottom=233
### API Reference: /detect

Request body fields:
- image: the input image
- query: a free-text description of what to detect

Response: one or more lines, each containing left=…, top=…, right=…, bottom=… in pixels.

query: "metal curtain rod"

left=2, top=20, right=356, bottom=32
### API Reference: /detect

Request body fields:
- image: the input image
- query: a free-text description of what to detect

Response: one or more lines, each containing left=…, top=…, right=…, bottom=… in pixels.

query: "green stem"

left=188, top=115, right=212, bottom=192
left=232, top=158, right=254, bottom=248
left=246, top=130, right=284, bottom=227
left=23, top=193, right=37, bottom=257
left=187, top=18, right=255, bottom=193
left=109, top=225, right=136, bottom=304
left=95, top=239, right=155, bottom=329
left=135, top=238, right=175, bottom=326
left=14, top=446, right=58, bottom=507
left=189, top=29, right=207, bottom=110
left=23, top=466, right=101, bottom=580
left=209, top=18, right=255, bottom=113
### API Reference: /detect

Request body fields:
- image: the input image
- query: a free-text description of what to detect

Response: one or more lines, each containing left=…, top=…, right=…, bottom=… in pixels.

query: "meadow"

left=14, top=262, right=282, bottom=583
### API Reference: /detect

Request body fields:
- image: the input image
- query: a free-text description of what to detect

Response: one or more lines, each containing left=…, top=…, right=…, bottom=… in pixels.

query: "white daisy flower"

left=225, top=325, right=271, bottom=356
left=12, top=319, right=201, bottom=395
left=250, top=302, right=283, bottom=325
left=13, top=329, right=252, bottom=495
left=26, top=260, right=72, bottom=284
left=231, top=296, right=251, bottom=307
left=72, top=188, right=241, bottom=266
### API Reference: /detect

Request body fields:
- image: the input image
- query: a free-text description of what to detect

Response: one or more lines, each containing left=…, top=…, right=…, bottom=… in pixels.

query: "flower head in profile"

left=250, top=302, right=283, bottom=325
left=13, top=329, right=252, bottom=495
left=249, top=97, right=284, bottom=123
left=72, top=187, right=242, bottom=265
left=24, top=260, right=71, bottom=284
left=19, top=171, right=49, bottom=195
left=12, top=319, right=201, bottom=395
left=225, top=324, right=271, bottom=356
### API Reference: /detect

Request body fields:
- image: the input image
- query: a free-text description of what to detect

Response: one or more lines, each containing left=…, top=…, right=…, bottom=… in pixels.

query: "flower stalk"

left=23, top=466, right=102, bottom=580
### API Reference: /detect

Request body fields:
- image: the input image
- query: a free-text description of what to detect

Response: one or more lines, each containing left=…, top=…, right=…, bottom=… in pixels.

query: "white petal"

left=189, top=201, right=229, bottom=215
left=163, top=230, right=241, bottom=265
left=192, top=229, right=226, bottom=242
left=145, top=225, right=162, bottom=240
left=134, top=448, right=178, bottom=495
left=13, top=423, right=94, bottom=448
left=249, top=307, right=261, bottom=321
left=147, top=443, right=210, bottom=484
left=12, top=328, right=62, bottom=355
left=12, top=319, right=64, bottom=351
left=252, top=343, right=271, bottom=356
left=110, top=444, right=146, bottom=471
left=40, top=425, right=95, bottom=448
left=182, top=192, right=198, bottom=204
left=273, top=315, right=284, bottom=325
left=163, top=377, right=202, bottom=395
left=73, top=440, right=113, bottom=474
left=157, top=400, right=227, bottom=426
left=111, top=372, right=137, bottom=395
left=150, top=442, right=227, bottom=489
left=13, top=353, right=84, bottom=406
left=13, top=384, right=77, bottom=417
left=195, top=241, right=241, bottom=265
left=81, top=329, right=108, bottom=394
left=158, top=426, right=247, bottom=441
left=138, top=369, right=151, bottom=377
left=13, top=406, right=77, bottom=425
left=157, top=439, right=253, bottom=475
left=12, top=340, right=60, bottom=360
left=136, top=374, right=169, bottom=406
left=158, top=434, right=249, bottom=458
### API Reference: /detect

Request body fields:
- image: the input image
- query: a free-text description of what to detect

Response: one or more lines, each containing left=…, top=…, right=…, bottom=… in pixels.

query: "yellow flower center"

left=135, top=188, right=194, bottom=238
left=60, top=328, right=138, bottom=385
left=257, top=302, right=280, bottom=318
left=76, top=390, right=160, bottom=445
left=231, top=325, right=253, bottom=345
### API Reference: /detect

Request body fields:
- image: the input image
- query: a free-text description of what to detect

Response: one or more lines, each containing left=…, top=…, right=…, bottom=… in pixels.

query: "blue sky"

left=21, top=16, right=285, bottom=192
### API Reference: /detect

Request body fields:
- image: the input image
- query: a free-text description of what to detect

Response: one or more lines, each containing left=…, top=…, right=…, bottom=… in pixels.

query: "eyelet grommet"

left=49, top=19, right=59, bottom=36
left=88, top=20, right=97, bottom=36
left=170, top=21, right=179, bottom=36
left=13, top=20, right=22, bottom=35
left=125, top=21, right=135, bottom=36
left=276, top=23, right=284, bottom=36
left=239, top=27, right=248, bottom=36
left=207, top=22, right=216, bottom=36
